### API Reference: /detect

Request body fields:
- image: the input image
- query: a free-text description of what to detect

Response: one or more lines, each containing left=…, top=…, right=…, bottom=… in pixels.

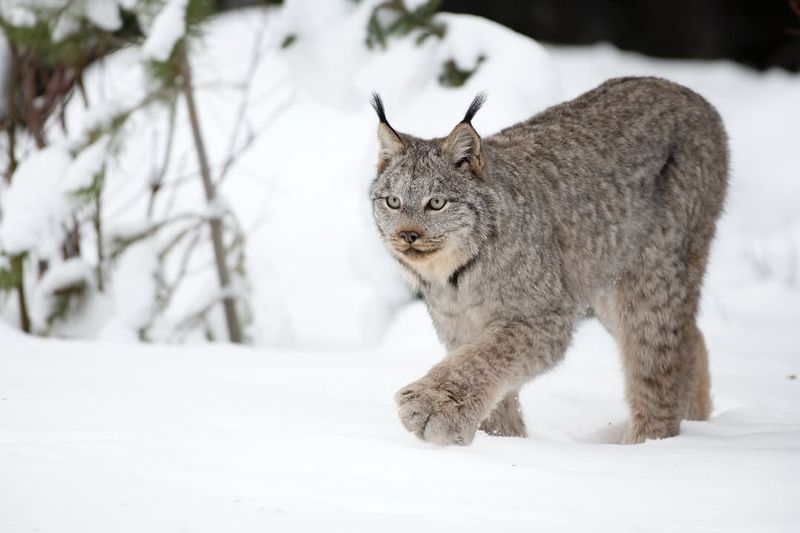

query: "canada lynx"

left=369, top=77, right=728, bottom=445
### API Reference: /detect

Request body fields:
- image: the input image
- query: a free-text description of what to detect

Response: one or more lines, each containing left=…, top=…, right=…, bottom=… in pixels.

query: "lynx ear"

left=370, top=93, right=405, bottom=172
left=441, top=93, right=486, bottom=175
left=442, top=122, right=482, bottom=170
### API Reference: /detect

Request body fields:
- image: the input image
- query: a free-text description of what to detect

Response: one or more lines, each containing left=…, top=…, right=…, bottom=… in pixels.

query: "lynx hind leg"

left=685, top=324, right=712, bottom=421
left=479, top=390, right=527, bottom=438
left=611, top=239, right=717, bottom=445
left=594, top=286, right=712, bottom=428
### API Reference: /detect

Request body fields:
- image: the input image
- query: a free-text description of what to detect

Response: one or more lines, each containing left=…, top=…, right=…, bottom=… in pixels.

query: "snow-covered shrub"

left=0, top=0, right=251, bottom=340
left=0, top=0, right=560, bottom=346
left=0, top=1, right=147, bottom=334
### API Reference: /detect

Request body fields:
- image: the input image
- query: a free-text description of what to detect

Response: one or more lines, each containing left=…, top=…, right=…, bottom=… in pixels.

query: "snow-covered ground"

left=1, top=298, right=797, bottom=532
left=2, top=4, right=799, bottom=531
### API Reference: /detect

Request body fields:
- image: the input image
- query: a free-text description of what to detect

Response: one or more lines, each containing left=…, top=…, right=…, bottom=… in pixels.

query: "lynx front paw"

left=395, top=377, right=484, bottom=446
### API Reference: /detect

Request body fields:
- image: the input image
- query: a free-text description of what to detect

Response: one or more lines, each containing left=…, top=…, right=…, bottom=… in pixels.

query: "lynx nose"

left=399, top=230, right=420, bottom=244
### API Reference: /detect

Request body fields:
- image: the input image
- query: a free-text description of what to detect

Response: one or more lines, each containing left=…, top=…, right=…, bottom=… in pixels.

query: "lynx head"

left=368, top=93, right=494, bottom=285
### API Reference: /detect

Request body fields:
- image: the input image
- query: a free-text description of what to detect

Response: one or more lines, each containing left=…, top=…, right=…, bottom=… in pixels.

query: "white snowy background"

left=0, top=1, right=798, bottom=531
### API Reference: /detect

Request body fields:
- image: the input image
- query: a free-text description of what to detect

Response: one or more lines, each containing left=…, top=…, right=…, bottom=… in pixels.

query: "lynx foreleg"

left=395, top=317, right=571, bottom=445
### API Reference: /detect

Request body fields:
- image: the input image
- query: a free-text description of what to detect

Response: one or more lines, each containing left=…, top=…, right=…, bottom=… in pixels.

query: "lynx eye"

left=386, top=195, right=401, bottom=209
left=427, top=197, right=446, bottom=210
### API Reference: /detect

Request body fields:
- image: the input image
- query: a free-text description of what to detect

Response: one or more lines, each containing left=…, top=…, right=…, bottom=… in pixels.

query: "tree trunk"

left=179, top=48, right=244, bottom=344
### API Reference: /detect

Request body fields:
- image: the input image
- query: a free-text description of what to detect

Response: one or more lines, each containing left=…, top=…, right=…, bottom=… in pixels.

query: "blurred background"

left=0, top=0, right=798, bottom=348
left=441, top=0, right=800, bottom=71
left=224, top=0, right=800, bottom=70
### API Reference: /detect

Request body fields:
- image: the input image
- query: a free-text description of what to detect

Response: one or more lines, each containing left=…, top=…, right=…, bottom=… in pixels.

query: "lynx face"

left=369, top=140, right=489, bottom=283
left=368, top=94, right=492, bottom=284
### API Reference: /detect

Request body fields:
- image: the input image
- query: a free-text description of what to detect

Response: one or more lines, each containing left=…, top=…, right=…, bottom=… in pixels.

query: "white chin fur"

left=395, top=243, right=473, bottom=288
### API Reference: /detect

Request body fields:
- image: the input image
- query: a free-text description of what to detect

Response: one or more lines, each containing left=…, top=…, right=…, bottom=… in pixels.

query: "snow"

left=83, top=0, right=124, bottom=32
left=0, top=0, right=126, bottom=41
left=141, top=0, right=189, bottom=62
left=106, top=240, right=158, bottom=335
left=50, top=11, right=80, bottom=43
left=0, top=146, right=72, bottom=257
left=63, top=47, right=149, bottom=148
left=29, top=257, right=94, bottom=331
left=1, top=4, right=799, bottom=530
left=63, top=137, right=109, bottom=192
left=0, top=295, right=797, bottom=531
left=0, top=4, right=36, bottom=28
left=405, top=0, right=435, bottom=10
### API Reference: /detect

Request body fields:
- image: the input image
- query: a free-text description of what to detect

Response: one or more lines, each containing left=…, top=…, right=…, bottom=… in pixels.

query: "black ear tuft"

left=372, top=93, right=405, bottom=168
left=370, top=92, right=388, bottom=124
left=461, top=92, right=487, bottom=124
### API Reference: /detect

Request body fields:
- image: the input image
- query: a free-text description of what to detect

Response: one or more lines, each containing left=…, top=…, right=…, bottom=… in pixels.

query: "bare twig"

left=61, top=217, right=82, bottom=259
left=216, top=12, right=269, bottom=184
left=162, top=227, right=203, bottom=302
left=157, top=219, right=205, bottom=260
left=148, top=98, right=178, bottom=218
left=171, top=296, right=219, bottom=342
left=95, top=183, right=104, bottom=292
left=216, top=86, right=293, bottom=186
left=4, top=39, right=18, bottom=183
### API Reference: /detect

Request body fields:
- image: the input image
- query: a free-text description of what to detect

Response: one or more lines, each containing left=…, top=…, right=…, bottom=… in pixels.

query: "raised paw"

left=395, top=375, right=485, bottom=446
